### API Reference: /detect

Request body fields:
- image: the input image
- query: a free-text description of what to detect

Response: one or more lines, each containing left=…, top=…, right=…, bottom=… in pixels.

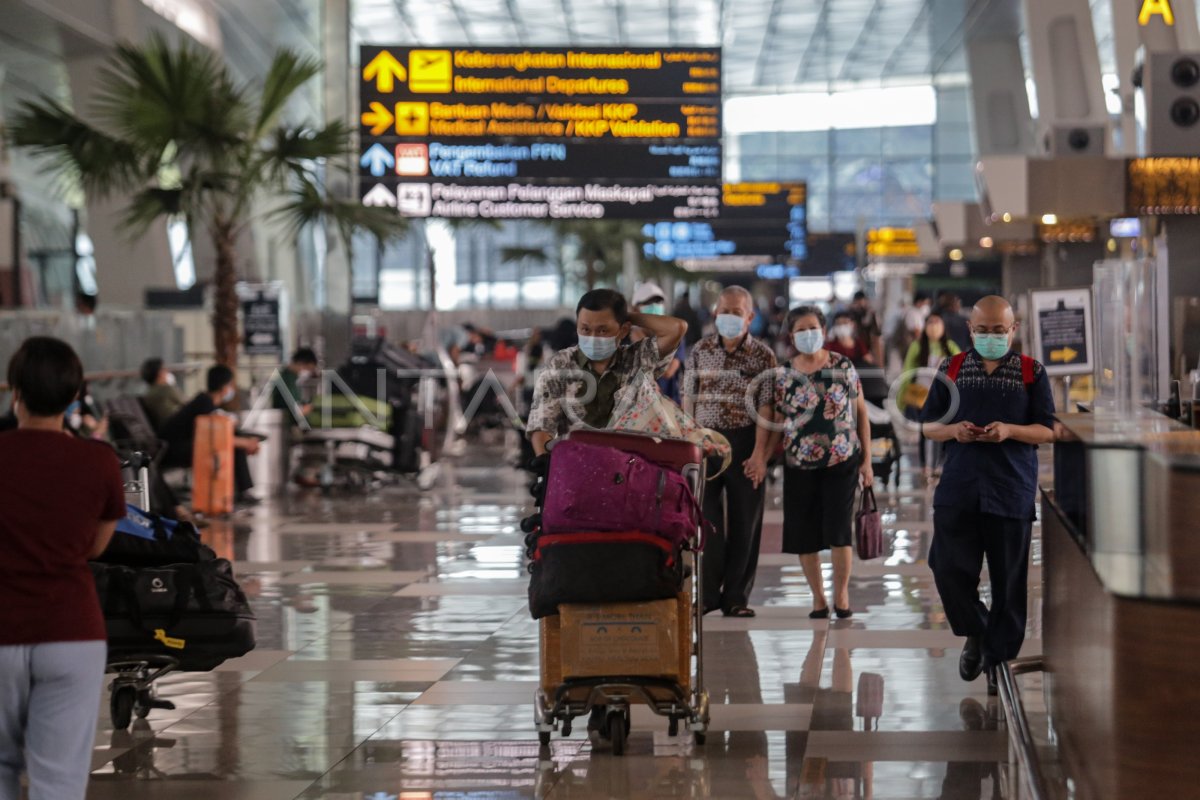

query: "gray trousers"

left=0, top=641, right=106, bottom=800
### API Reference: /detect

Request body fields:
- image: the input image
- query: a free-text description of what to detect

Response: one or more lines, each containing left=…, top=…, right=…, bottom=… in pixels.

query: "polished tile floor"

left=82, top=439, right=1046, bottom=799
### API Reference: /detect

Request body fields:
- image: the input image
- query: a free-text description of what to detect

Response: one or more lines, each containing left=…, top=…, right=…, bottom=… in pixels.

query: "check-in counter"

left=1043, top=412, right=1200, bottom=800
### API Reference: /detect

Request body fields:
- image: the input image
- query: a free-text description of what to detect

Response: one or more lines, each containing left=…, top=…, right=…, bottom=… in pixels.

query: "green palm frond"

left=95, top=32, right=250, bottom=160
left=7, top=98, right=147, bottom=197
left=501, top=245, right=552, bottom=266
left=255, top=50, right=323, bottom=137
left=259, top=121, right=352, bottom=185
left=122, top=186, right=186, bottom=234
left=273, top=179, right=409, bottom=246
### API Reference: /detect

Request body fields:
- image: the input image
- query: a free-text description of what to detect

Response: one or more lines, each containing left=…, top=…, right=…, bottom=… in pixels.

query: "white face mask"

left=165, top=372, right=177, bottom=387
left=832, top=324, right=855, bottom=340
left=221, top=386, right=236, bottom=404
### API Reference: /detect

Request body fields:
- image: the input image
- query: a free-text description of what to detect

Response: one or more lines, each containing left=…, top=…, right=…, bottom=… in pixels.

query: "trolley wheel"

left=668, top=717, right=680, bottom=737
left=110, top=686, right=136, bottom=730
left=693, top=731, right=707, bottom=746
left=608, top=712, right=627, bottom=756
left=134, top=689, right=152, bottom=719
left=539, top=730, right=551, bottom=747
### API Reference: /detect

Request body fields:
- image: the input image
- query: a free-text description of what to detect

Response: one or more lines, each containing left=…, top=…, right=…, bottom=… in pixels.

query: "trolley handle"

left=119, top=451, right=152, bottom=470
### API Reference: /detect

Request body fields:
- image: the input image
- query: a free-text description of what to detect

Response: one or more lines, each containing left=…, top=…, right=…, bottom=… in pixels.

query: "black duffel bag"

left=527, top=531, right=684, bottom=620
left=91, top=559, right=256, bottom=671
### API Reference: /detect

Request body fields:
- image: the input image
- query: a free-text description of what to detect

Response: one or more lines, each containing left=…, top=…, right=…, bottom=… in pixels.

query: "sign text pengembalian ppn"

left=358, top=45, right=722, bottom=220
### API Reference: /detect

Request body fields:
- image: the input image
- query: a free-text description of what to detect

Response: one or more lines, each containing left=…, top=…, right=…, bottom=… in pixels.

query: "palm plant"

left=551, top=219, right=649, bottom=291
left=8, top=33, right=406, bottom=366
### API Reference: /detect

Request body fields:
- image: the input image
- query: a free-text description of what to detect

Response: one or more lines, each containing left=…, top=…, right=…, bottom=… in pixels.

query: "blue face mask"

left=974, top=333, right=1011, bottom=361
left=578, top=335, right=618, bottom=362
left=793, top=329, right=825, bottom=354
left=715, top=314, right=745, bottom=340
left=640, top=303, right=665, bottom=316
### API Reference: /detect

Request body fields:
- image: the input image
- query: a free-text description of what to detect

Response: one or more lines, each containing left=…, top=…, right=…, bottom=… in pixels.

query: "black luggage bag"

left=526, top=531, right=684, bottom=620
left=97, top=507, right=216, bottom=568
left=91, top=559, right=256, bottom=671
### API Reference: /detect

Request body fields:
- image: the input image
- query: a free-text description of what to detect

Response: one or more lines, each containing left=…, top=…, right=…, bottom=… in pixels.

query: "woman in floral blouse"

left=765, top=306, right=873, bottom=619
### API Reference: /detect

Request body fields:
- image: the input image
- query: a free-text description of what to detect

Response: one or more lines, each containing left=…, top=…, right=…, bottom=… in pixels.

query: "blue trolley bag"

left=97, top=505, right=216, bottom=567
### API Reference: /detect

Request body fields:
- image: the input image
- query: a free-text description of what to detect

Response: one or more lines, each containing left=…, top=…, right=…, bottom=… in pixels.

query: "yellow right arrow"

left=1051, top=347, right=1079, bottom=363
left=363, top=50, right=407, bottom=93
left=361, top=102, right=395, bottom=136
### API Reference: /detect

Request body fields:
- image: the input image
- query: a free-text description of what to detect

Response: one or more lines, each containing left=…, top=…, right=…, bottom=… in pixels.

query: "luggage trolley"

left=533, top=430, right=711, bottom=755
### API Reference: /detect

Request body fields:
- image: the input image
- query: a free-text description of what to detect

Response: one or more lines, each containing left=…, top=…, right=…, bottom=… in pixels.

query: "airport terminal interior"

left=1, top=0, right=1199, bottom=798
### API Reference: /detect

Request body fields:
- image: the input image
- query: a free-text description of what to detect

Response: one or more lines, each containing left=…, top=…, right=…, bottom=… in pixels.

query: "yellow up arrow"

left=363, top=50, right=407, bottom=93
left=1051, top=346, right=1079, bottom=363
left=361, top=102, right=395, bottom=136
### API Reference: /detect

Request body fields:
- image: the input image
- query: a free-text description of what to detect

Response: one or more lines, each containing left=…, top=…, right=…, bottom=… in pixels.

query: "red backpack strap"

left=945, top=352, right=968, bottom=383
left=1020, top=354, right=1036, bottom=386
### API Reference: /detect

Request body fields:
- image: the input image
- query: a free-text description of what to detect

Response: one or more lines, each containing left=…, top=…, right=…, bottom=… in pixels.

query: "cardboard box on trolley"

left=540, top=592, right=693, bottom=690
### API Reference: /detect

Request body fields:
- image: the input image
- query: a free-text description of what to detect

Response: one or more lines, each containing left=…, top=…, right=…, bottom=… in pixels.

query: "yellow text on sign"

left=1139, top=0, right=1176, bottom=26
left=410, top=50, right=453, bottom=93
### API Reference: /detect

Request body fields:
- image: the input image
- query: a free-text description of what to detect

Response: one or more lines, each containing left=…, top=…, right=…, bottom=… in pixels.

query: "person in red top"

left=825, top=311, right=872, bottom=363
left=0, top=337, right=124, bottom=800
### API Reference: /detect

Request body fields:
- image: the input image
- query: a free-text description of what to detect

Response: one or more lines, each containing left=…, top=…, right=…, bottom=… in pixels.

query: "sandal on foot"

left=808, top=607, right=830, bottom=619
left=723, top=606, right=757, bottom=618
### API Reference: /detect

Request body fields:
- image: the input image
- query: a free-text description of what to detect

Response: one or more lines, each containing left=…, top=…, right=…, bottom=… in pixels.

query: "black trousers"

left=702, top=425, right=766, bottom=612
left=929, top=507, right=1033, bottom=666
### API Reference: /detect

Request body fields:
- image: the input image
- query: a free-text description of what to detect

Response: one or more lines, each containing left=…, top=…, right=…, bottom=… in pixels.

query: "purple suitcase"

left=542, top=438, right=702, bottom=548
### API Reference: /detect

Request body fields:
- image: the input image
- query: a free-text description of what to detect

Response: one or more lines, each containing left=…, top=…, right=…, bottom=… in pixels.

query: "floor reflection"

left=81, top=442, right=1036, bottom=800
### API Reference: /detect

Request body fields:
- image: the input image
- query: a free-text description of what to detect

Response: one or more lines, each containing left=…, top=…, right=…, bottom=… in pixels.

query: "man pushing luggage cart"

left=527, top=429, right=710, bottom=755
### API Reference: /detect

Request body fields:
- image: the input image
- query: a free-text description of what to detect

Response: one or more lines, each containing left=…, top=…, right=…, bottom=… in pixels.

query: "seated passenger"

left=161, top=365, right=260, bottom=503
left=141, top=357, right=185, bottom=433
left=526, top=288, right=688, bottom=457
left=270, top=347, right=318, bottom=487
left=0, top=336, right=124, bottom=800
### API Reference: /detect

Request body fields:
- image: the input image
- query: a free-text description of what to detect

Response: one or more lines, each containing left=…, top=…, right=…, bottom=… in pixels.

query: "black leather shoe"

left=987, top=667, right=999, bottom=697
left=959, top=636, right=984, bottom=682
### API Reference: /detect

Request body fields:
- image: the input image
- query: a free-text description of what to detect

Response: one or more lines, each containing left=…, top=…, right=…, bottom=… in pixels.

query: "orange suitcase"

left=193, top=414, right=235, bottom=515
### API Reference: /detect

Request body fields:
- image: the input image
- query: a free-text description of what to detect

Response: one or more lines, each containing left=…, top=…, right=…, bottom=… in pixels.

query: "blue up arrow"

left=360, top=143, right=395, bottom=177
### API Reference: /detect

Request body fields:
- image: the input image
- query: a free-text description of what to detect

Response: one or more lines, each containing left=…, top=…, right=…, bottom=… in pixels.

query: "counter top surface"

left=1055, top=411, right=1200, bottom=456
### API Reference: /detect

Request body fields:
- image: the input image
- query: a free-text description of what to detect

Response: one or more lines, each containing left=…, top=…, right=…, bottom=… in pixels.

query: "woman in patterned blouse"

left=764, top=306, right=873, bottom=619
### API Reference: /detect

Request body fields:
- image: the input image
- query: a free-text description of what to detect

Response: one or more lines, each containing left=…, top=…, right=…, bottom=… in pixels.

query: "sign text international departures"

left=357, top=46, right=723, bottom=220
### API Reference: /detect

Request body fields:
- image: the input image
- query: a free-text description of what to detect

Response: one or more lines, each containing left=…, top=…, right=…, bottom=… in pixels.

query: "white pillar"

left=1021, top=0, right=1111, bottom=155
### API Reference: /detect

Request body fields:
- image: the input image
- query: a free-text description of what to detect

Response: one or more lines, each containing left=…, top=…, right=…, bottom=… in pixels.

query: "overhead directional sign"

left=1030, top=287, right=1094, bottom=377
left=645, top=182, right=808, bottom=272
left=358, top=45, right=722, bottom=220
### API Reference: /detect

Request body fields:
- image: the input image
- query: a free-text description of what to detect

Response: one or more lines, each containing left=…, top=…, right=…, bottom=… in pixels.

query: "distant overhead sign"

left=645, top=182, right=808, bottom=271
left=357, top=45, right=722, bottom=220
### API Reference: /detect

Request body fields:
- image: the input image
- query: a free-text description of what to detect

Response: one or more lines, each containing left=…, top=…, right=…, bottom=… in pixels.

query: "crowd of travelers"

left=0, top=279, right=1055, bottom=797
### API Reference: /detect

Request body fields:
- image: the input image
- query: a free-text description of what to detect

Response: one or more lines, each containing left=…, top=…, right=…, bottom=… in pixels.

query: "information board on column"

left=1029, top=287, right=1094, bottom=377
left=358, top=45, right=722, bottom=220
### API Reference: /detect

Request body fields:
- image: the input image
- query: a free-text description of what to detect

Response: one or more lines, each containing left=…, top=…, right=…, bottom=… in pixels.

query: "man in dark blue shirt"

left=920, top=296, right=1056, bottom=695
